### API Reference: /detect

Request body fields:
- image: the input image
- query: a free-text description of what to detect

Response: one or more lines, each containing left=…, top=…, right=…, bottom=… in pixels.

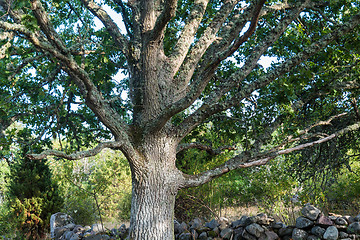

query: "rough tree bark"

left=1, top=0, right=360, bottom=239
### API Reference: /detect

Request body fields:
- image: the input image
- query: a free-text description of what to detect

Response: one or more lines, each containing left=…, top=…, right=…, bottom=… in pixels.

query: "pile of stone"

left=50, top=213, right=127, bottom=240
left=174, top=204, right=360, bottom=240
left=51, top=204, right=360, bottom=240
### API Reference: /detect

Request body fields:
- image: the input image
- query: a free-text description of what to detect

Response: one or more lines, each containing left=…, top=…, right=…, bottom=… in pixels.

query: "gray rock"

left=246, top=223, right=265, bottom=238
left=64, top=230, right=74, bottom=240
left=292, top=228, right=308, bottom=240
left=301, top=205, right=321, bottom=221
left=198, top=231, right=208, bottom=240
left=234, top=233, right=243, bottom=240
left=220, top=228, right=234, bottom=239
left=242, top=229, right=258, bottom=240
left=354, top=214, right=360, bottom=222
left=83, top=234, right=110, bottom=240
left=234, top=215, right=251, bottom=228
left=347, top=222, right=360, bottom=234
left=311, top=226, right=325, bottom=237
left=233, top=227, right=244, bottom=236
left=64, top=223, right=76, bottom=231
left=272, top=222, right=286, bottom=229
left=231, top=219, right=244, bottom=228
left=306, top=235, right=320, bottom=240
left=278, top=227, right=293, bottom=237
left=206, top=219, right=219, bottom=229
left=190, top=218, right=202, bottom=229
left=54, top=227, right=68, bottom=239
left=259, top=231, right=279, bottom=240
left=244, top=216, right=258, bottom=226
left=317, top=215, right=334, bottom=226
left=50, top=213, right=75, bottom=239
left=174, top=221, right=187, bottom=234
left=323, top=226, right=338, bottom=240
left=69, top=233, right=80, bottom=240
left=178, top=232, right=192, bottom=240
left=339, top=231, right=349, bottom=238
left=335, top=217, right=348, bottom=226
left=296, top=217, right=314, bottom=229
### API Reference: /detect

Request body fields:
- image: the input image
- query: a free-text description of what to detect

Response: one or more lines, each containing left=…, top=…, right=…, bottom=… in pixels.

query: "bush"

left=50, top=149, right=132, bottom=224
left=6, top=154, right=63, bottom=239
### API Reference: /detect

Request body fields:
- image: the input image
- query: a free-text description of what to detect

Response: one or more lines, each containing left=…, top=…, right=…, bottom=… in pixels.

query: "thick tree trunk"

left=129, top=174, right=177, bottom=239
left=128, top=135, right=181, bottom=239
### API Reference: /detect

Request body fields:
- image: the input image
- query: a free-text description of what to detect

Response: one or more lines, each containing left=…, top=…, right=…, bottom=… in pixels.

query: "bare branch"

left=28, top=141, right=124, bottom=160
left=181, top=121, right=360, bottom=188
left=81, top=0, right=128, bottom=55
left=177, top=142, right=236, bottom=155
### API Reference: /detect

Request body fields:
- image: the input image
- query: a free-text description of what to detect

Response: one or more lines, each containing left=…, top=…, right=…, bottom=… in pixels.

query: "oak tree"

left=1, top=0, right=360, bottom=238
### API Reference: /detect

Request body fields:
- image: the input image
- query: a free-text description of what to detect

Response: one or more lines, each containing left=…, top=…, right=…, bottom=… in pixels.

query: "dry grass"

left=215, top=203, right=302, bottom=225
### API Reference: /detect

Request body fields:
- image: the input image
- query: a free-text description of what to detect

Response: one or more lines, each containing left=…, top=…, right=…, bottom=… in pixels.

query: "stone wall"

left=51, top=204, right=360, bottom=240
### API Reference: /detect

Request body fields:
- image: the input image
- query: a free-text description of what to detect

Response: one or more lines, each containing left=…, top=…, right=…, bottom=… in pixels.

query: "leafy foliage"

left=50, top=149, right=131, bottom=225
left=5, top=134, right=62, bottom=239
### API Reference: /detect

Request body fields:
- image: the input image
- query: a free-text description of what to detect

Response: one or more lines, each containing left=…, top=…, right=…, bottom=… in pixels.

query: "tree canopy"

left=1, top=0, right=360, bottom=238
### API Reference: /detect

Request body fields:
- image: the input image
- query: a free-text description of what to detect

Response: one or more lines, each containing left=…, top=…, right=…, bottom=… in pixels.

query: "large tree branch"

left=177, top=142, right=236, bottom=155
left=172, top=0, right=239, bottom=82
left=81, top=0, right=128, bottom=55
left=30, top=0, right=68, bottom=54
left=167, top=0, right=209, bottom=75
left=174, top=10, right=360, bottom=139
left=181, top=121, right=360, bottom=188
left=28, top=141, right=124, bottom=160
left=148, top=0, right=177, bottom=42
